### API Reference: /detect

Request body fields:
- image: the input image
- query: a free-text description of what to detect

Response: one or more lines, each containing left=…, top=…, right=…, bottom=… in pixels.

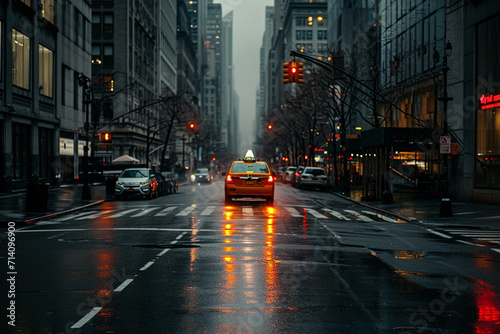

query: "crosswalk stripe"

left=286, top=207, right=302, bottom=217
left=58, top=211, right=98, bottom=221
left=78, top=210, right=115, bottom=220
left=323, top=208, right=349, bottom=220
left=242, top=207, right=253, bottom=215
left=362, top=211, right=400, bottom=223
left=154, top=206, right=177, bottom=216
left=131, top=207, right=160, bottom=217
left=344, top=210, right=373, bottom=222
left=305, top=208, right=327, bottom=219
left=201, top=206, right=216, bottom=216
left=108, top=208, right=140, bottom=218
left=176, top=206, right=195, bottom=216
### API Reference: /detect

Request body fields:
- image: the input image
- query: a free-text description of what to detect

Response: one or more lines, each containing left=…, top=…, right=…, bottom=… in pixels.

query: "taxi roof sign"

left=243, top=150, right=256, bottom=162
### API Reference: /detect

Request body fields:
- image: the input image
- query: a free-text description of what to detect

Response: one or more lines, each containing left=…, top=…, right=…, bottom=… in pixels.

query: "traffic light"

left=297, top=62, right=304, bottom=84
left=188, top=122, right=195, bottom=131
left=267, top=124, right=273, bottom=130
left=99, top=132, right=112, bottom=142
left=290, top=61, right=298, bottom=82
left=283, top=62, right=290, bottom=84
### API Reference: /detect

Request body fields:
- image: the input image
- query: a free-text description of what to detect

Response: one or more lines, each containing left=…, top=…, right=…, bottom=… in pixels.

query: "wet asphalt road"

left=2, top=180, right=500, bottom=333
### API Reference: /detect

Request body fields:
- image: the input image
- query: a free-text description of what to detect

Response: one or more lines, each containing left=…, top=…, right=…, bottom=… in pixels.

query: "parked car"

left=191, top=168, right=212, bottom=183
left=283, top=166, right=297, bottom=183
left=161, top=171, right=179, bottom=194
left=115, top=168, right=158, bottom=200
left=297, top=167, right=328, bottom=191
left=291, top=166, right=305, bottom=187
left=154, top=172, right=166, bottom=196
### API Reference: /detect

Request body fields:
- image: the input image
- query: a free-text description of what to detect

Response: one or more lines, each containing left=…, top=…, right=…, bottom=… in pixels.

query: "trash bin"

left=25, top=183, right=49, bottom=212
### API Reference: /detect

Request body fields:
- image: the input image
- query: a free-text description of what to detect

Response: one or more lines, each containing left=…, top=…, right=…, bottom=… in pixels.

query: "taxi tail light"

left=268, top=175, right=274, bottom=183
left=226, top=175, right=234, bottom=184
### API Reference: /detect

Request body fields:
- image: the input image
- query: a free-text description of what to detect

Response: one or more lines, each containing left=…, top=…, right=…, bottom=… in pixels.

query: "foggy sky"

left=213, top=0, right=274, bottom=153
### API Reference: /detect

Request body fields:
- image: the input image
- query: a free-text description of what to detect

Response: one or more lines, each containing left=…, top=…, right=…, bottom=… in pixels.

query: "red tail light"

left=226, top=175, right=234, bottom=184
left=268, top=175, right=274, bottom=183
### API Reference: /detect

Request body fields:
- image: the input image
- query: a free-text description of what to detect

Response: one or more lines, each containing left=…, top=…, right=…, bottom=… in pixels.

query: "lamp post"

left=79, top=74, right=92, bottom=200
left=439, top=40, right=453, bottom=217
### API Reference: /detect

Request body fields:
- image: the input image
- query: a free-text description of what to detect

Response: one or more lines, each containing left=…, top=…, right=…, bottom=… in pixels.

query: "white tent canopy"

left=112, top=154, right=140, bottom=164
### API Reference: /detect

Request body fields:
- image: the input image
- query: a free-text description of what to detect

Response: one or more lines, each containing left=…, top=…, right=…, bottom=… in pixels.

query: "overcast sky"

left=213, top=0, right=275, bottom=153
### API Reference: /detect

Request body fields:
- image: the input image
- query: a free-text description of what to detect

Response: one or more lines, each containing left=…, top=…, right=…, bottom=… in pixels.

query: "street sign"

left=440, top=136, right=451, bottom=154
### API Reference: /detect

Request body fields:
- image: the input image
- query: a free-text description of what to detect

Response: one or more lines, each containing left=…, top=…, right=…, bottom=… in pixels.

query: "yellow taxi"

left=223, top=150, right=275, bottom=206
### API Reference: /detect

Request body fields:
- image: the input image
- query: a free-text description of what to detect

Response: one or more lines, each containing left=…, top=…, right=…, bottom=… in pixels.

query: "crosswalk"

left=435, top=228, right=500, bottom=248
left=54, top=205, right=404, bottom=223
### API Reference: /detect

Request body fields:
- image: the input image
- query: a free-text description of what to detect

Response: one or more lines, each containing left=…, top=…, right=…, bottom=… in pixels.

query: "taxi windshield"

left=231, top=162, right=269, bottom=174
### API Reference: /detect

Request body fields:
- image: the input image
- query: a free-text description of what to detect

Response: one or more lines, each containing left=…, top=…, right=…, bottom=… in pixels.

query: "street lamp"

left=78, top=74, right=92, bottom=200
left=439, top=40, right=453, bottom=217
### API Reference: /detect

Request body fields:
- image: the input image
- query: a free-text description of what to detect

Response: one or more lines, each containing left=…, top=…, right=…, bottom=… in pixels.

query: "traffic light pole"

left=79, top=74, right=92, bottom=200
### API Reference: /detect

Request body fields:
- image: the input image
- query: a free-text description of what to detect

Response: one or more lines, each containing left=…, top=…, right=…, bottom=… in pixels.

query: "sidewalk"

left=0, top=183, right=113, bottom=226
left=334, top=188, right=500, bottom=229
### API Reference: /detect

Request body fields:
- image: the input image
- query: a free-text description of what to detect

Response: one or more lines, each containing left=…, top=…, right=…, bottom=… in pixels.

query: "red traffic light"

left=267, top=124, right=273, bottom=130
left=99, top=132, right=112, bottom=142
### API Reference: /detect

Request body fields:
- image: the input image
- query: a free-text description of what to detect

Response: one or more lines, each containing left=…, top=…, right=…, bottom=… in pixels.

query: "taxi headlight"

left=140, top=181, right=149, bottom=186
left=190, top=174, right=196, bottom=181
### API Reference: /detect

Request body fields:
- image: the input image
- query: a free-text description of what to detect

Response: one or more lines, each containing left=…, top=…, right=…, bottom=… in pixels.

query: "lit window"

left=39, top=44, right=54, bottom=97
left=12, top=29, right=30, bottom=90
left=41, top=0, right=55, bottom=24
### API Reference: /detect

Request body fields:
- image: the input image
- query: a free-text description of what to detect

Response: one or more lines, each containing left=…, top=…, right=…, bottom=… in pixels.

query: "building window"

left=104, top=13, right=114, bottom=35
left=13, top=123, right=31, bottom=179
left=92, top=44, right=101, bottom=64
left=296, top=17, right=307, bottom=26
left=92, top=13, right=101, bottom=37
left=39, top=44, right=54, bottom=98
left=103, top=44, right=113, bottom=65
left=41, top=0, right=55, bottom=24
left=12, top=29, right=30, bottom=90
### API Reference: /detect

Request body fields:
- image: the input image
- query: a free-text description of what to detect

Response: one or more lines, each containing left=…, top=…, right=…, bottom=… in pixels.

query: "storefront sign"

left=479, top=93, right=500, bottom=110
left=440, top=136, right=451, bottom=154
left=59, top=138, right=74, bottom=156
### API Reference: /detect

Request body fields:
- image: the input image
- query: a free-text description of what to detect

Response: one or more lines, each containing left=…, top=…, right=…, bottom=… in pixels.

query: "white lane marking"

left=58, top=211, right=98, bottom=221
left=324, top=208, right=349, bottom=220
left=344, top=210, right=373, bottom=222
left=114, top=278, right=134, bottom=292
left=48, top=233, right=67, bottom=240
left=320, top=222, right=342, bottom=240
left=131, top=207, right=160, bottom=217
left=77, top=210, right=115, bottom=220
left=362, top=211, right=400, bottom=223
left=157, top=248, right=171, bottom=257
left=426, top=229, right=452, bottom=239
left=176, top=232, right=187, bottom=240
left=201, top=206, right=216, bottom=216
left=457, top=240, right=486, bottom=247
left=176, top=207, right=195, bottom=216
left=108, top=208, right=140, bottom=218
left=242, top=206, right=254, bottom=215
left=475, top=215, right=500, bottom=220
left=140, top=261, right=155, bottom=271
left=154, top=206, right=177, bottom=216
left=71, top=307, right=102, bottom=329
left=305, top=208, right=327, bottom=219
left=493, top=248, right=500, bottom=254
left=286, top=207, right=302, bottom=217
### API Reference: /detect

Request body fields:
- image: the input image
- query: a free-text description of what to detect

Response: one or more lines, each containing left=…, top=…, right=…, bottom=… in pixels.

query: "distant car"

left=161, top=171, right=179, bottom=194
left=115, top=168, right=158, bottom=200
left=297, top=167, right=328, bottom=191
left=154, top=172, right=166, bottom=196
left=291, top=166, right=305, bottom=187
left=277, top=166, right=286, bottom=181
left=283, top=166, right=297, bottom=183
left=191, top=168, right=212, bottom=183
left=223, top=150, right=274, bottom=206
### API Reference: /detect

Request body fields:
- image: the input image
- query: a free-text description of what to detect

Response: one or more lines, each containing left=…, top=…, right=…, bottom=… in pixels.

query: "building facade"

left=0, top=0, right=92, bottom=191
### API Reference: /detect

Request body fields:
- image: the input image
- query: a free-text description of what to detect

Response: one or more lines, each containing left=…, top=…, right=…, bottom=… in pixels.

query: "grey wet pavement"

left=1, top=183, right=500, bottom=231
